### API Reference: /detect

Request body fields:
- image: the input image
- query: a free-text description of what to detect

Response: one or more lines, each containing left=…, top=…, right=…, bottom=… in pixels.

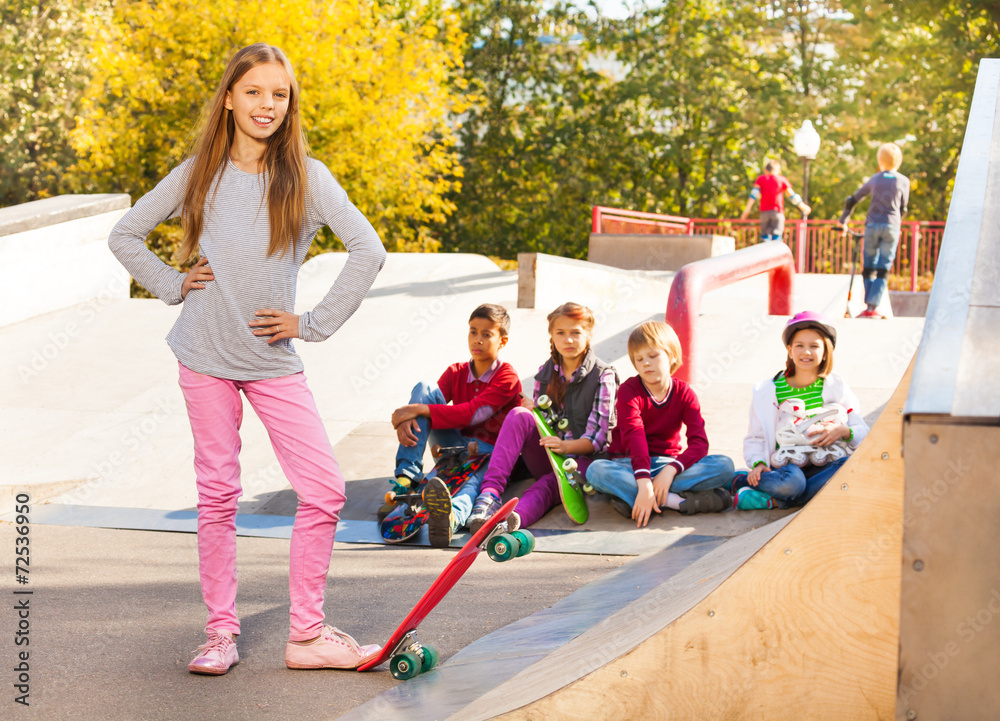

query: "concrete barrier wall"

left=517, top=252, right=673, bottom=314
left=588, top=233, right=735, bottom=271
left=1, top=194, right=132, bottom=327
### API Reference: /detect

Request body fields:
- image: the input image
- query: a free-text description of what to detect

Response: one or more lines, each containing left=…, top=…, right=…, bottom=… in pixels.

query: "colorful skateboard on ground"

left=359, top=497, right=533, bottom=679
left=531, top=395, right=589, bottom=524
left=380, top=442, right=489, bottom=544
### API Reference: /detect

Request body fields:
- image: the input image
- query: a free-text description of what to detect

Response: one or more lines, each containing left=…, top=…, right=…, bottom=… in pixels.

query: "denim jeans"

left=586, top=454, right=735, bottom=506
left=393, top=381, right=494, bottom=527
left=862, top=223, right=900, bottom=307
left=760, top=210, right=785, bottom=241
left=737, top=457, right=848, bottom=508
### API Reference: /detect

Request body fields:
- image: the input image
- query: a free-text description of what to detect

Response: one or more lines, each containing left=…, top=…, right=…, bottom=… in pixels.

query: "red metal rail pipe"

left=666, top=242, right=794, bottom=384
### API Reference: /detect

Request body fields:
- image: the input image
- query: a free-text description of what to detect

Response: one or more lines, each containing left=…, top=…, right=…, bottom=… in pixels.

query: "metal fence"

left=592, top=207, right=945, bottom=291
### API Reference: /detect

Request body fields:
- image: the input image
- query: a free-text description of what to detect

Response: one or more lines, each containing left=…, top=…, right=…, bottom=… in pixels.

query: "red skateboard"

left=357, top=497, right=534, bottom=679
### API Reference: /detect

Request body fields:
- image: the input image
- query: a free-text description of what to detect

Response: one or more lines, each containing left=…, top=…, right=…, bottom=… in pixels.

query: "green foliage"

left=0, top=0, right=96, bottom=207
left=438, top=0, right=987, bottom=260
left=69, top=0, right=467, bottom=263
left=831, top=0, right=999, bottom=218
left=3, top=0, right=993, bottom=266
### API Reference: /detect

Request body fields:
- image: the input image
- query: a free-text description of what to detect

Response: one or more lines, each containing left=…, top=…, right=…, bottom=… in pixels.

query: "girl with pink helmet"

left=735, top=312, right=870, bottom=509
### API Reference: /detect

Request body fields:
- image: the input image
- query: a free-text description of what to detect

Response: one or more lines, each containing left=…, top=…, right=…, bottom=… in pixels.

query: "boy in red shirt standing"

left=740, top=159, right=811, bottom=241
left=586, top=321, right=734, bottom=527
left=390, top=304, right=522, bottom=544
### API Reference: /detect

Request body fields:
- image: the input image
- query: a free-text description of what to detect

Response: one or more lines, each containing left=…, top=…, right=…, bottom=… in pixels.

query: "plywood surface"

left=897, top=421, right=1000, bottom=721
left=464, top=365, right=911, bottom=721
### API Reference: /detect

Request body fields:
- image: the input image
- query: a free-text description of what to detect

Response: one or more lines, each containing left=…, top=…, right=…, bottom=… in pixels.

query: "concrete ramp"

left=450, top=365, right=910, bottom=721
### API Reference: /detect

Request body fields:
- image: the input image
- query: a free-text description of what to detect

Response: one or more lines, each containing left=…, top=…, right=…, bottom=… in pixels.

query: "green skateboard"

left=531, top=395, right=589, bottom=524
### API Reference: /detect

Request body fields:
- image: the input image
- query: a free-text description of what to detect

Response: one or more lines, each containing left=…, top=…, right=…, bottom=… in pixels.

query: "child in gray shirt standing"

left=109, top=43, right=386, bottom=676
left=839, top=142, right=910, bottom=318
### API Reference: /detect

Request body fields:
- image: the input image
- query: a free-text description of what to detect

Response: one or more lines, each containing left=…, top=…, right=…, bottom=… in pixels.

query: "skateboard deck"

left=380, top=446, right=489, bottom=543
left=359, top=497, right=533, bottom=679
left=531, top=396, right=589, bottom=524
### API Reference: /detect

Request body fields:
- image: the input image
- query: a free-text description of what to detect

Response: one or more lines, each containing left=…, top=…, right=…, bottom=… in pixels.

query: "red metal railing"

left=689, top=218, right=945, bottom=291
left=592, top=207, right=945, bottom=291
left=592, top=206, right=695, bottom=235
left=666, top=243, right=794, bottom=384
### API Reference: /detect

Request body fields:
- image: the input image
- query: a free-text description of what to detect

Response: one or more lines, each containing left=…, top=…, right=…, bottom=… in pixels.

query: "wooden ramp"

left=451, top=367, right=911, bottom=721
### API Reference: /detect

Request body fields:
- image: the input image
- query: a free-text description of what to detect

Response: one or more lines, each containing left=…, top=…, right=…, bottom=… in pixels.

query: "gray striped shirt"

left=109, top=157, right=386, bottom=380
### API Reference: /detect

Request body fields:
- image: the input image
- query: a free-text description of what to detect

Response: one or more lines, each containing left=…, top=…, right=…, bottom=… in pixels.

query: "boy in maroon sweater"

left=390, top=304, right=522, bottom=540
left=586, top=321, right=734, bottom=527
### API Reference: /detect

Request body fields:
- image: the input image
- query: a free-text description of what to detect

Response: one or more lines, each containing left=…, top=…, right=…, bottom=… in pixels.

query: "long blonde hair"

left=178, top=43, right=308, bottom=262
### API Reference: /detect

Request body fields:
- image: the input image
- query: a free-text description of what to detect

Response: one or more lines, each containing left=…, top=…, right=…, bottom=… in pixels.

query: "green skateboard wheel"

left=420, top=645, right=439, bottom=673
left=487, top=533, right=521, bottom=562
left=511, top=529, right=535, bottom=556
left=390, top=651, right=422, bottom=680
left=536, top=394, right=552, bottom=410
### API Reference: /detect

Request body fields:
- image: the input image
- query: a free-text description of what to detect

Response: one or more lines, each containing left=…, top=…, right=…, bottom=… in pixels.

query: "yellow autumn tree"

left=70, top=0, right=466, bottom=259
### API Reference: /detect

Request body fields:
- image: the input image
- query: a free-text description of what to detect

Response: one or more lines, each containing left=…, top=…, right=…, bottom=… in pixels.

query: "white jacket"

left=743, top=371, right=870, bottom=468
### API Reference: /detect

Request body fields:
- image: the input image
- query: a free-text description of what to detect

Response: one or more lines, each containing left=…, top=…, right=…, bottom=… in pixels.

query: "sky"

left=591, top=0, right=633, bottom=18
left=579, top=0, right=638, bottom=20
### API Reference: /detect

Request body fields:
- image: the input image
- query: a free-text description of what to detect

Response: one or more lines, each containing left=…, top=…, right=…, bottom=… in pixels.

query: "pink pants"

left=178, top=363, right=345, bottom=642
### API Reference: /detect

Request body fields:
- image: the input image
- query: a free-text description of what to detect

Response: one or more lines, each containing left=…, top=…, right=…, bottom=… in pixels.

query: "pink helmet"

left=782, top=311, right=837, bottom=348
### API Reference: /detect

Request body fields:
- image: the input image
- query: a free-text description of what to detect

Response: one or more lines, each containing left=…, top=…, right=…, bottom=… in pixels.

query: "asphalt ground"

left=0, top=521, right=624, bottom=721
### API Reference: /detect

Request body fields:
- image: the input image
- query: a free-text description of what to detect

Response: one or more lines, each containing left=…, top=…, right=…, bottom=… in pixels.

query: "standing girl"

left=467, top=303, right=618, bottom=532
left=737, top=312, right=869, bottom=509
left=108, top=44, right=386, bottom=675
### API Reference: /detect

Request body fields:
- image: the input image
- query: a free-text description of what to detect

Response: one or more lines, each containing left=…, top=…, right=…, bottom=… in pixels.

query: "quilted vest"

left=535, top=350, right=618, bottom=440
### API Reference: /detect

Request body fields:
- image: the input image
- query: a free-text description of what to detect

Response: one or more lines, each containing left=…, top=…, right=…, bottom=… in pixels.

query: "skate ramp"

left=448, top=363, right=910, bottom=721
left=332, top=365, right=910, bottom=721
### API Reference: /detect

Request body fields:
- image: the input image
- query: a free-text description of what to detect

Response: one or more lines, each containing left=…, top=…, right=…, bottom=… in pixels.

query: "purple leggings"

left=479, top=406, right=591, bottom=527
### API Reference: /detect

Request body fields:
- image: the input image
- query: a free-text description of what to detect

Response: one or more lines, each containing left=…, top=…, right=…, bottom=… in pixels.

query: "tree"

left=438, top=0, right=601, bottom=259
left=0, top=0, right=96, bottom=207
left=69, top=0, right=467, bottom=266
left=830, top=0, right=1000, bottom=218
left=439, top=0, right=785, bottom=259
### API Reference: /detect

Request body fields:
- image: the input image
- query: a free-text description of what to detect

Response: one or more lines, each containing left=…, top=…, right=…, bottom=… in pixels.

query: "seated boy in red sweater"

left=390, top=304, right=522, bottom=541
left=586, top=321, right=734, bottom=527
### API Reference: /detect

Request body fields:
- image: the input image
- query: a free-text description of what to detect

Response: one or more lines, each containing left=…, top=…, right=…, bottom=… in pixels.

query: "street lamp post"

left=792, top=119, right=821, bottom=208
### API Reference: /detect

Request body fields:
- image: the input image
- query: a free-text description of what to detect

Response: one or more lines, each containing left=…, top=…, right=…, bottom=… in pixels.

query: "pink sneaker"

left=188, top=629, right=239, bottom=675
left=285, top=625, right=381, bottom=670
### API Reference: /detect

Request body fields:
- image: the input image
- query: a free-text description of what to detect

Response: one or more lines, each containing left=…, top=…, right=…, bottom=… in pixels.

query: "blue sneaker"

left=735, top=487, right=776, bottom=510
left=468, top=491, right=502, bottom=535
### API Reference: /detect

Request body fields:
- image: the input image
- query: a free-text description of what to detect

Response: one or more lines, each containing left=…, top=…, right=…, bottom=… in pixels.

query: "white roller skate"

left=771, top=400, right=852, bottom=468
left=770, top=399, right=816, bottom=468
left=803, top=403, right=850, bottom=466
